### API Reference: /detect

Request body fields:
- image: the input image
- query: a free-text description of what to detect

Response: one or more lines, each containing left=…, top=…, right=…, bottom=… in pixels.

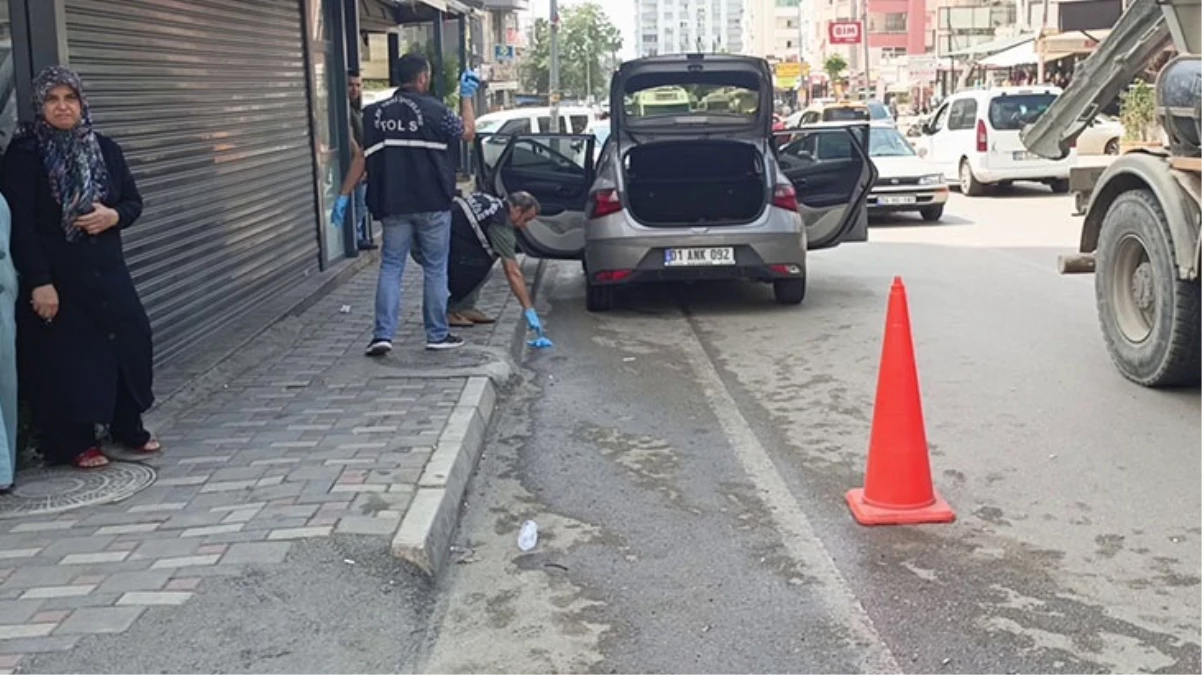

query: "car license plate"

left=1013, top=151, right=1036, bottom=161
left=879, top=195, right=917, bottom=205
left=664, top=247, right=735, bottom=267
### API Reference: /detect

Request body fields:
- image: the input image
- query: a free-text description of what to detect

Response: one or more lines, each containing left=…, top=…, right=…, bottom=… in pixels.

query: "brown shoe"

left=458, top=308, right=496, bottom=324
left=447, top=312, right=474, bottom=327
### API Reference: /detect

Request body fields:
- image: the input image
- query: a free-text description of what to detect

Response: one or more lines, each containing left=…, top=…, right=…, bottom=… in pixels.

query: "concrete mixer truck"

left=1020, top=0, right=1201, bottom=387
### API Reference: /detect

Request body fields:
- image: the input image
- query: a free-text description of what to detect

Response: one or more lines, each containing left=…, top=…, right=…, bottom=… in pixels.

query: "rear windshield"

left=823, top=107, right=870, bottom=122
left=623, top=84, right=760, bottom=120
left=988, top=94, right=1057, bottom=130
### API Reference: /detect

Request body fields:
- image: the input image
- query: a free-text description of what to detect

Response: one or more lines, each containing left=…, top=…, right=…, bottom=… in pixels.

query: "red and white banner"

left=828, top=21, right=863, bottom=45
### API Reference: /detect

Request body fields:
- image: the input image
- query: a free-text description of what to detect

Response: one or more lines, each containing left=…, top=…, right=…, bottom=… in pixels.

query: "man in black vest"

left=446, top=191, right=544, bottom=334
left=335, top=53, right=479, bottom=357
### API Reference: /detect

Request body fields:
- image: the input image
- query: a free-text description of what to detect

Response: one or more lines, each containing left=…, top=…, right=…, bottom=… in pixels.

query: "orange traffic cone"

left=846, top=277, right=955, bottom=526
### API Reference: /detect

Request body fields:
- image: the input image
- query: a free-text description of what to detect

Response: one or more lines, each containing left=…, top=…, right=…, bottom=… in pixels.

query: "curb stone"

left=391, top=257, right=548, bottom=575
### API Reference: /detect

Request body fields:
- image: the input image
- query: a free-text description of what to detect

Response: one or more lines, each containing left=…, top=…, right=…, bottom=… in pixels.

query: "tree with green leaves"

left=520, top=2, right=623, bottom=100
left=824, top=53, right=847, bottom=83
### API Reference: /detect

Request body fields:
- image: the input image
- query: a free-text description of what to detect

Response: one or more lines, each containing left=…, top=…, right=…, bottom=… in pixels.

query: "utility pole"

left=797, top=0, right=805, bottom=105
left=862, top=0, right=871, bottom=100
left=1036, top=0, right=1050, bottom=83
left=549, top=0, right=561, bottom=128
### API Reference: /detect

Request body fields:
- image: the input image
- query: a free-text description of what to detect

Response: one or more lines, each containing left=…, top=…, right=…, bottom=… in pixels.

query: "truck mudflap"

left=1069, top=164, right=1111, bottom=216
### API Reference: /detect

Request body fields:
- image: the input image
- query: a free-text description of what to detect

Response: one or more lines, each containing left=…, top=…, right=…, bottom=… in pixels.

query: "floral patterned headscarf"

left=25, top=66, right=110, bottom=242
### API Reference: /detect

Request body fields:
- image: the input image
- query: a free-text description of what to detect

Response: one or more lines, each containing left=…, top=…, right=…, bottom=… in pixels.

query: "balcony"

left=480, top=0, right=527, bottom=10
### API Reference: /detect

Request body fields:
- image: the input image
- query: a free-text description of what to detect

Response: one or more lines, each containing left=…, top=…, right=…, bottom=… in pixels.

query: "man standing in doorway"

left=336, top=53, right=480, bottom=355
left=345, top=69, right=376, bottom=251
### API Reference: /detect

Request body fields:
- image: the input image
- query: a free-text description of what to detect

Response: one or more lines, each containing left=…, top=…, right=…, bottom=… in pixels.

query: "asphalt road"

left=419, top=184, right=1202, bottom=674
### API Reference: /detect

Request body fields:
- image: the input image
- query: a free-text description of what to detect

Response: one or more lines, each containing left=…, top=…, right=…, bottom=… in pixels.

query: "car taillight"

left=772, top=183, right=798, bottom=211
left=588, top=189, right=622, bottom=218
left=976, top=119, right=988, bottom=153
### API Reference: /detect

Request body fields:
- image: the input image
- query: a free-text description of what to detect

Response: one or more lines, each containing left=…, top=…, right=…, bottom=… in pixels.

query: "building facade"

left=635, top=0, right=746, bottom=56
left=746, top=0, right=819, bottom=65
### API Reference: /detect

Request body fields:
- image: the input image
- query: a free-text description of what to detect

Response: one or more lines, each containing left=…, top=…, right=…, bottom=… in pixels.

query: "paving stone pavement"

left=0, top=257, right=532, bottom=671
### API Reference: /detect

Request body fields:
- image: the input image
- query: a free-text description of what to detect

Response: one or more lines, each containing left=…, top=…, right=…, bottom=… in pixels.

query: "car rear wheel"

left=920, top=205, right=944, bottom=222
left=773, top=277, right=807, bottom=305
left=586, top=282, right=614, bottom=312
left=1104, top=138, right=1120, bottom=155
left=959, top=160, right=986, bottom=196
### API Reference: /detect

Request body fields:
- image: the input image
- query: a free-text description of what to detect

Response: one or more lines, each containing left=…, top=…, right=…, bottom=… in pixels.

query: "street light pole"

left=862, top=0, right=871, bottom=100
left=796, top=0, right=807, bottom=107
left=549, top=0, right=561, bottom=126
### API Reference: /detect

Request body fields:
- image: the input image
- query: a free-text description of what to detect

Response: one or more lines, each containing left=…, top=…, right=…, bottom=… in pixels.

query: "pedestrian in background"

left=335, top=53, right=480, bottom=356
left=1, top=66, right=159, bottom=470
left=342, top=69, right=376, bottom=251
left=0, top=193, right=15, bottom=490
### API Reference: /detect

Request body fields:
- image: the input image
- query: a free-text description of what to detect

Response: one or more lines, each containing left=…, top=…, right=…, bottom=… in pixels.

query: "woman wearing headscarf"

left=2, top=66, right=158, bottom=470
left=0, top=194, right=14, bottom=489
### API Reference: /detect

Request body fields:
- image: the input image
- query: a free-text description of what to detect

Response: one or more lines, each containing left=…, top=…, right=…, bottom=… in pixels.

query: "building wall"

left=636, top=0, right=745, bottom=56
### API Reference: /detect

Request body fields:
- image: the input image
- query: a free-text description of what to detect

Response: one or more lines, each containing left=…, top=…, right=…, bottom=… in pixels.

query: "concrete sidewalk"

left=0, top=256, right=537, bottom=672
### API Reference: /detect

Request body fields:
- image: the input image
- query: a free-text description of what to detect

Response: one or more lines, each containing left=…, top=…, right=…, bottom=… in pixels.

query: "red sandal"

left=73, top=448, right=110, bottom=469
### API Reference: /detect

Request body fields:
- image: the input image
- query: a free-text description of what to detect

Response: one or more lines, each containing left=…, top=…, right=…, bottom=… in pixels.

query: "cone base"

left=845, top=488, right=956, bottom=526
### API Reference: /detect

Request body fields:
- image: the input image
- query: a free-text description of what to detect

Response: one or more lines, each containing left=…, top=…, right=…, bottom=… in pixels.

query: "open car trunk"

left=624, top=141, right=766, bottom=227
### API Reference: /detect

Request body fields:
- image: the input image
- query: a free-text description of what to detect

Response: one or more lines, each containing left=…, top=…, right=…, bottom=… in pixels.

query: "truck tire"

left=1095, top=189, right=1201, bottom=386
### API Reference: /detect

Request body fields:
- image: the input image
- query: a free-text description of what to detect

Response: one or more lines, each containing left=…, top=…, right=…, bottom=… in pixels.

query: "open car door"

left=473, top=133, right=595, bottom=260
left=773, top=124, right=877, bottom=250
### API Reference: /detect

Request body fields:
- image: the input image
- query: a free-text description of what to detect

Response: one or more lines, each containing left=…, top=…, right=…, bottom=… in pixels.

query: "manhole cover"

left=0, top=462, right=157, bottom=519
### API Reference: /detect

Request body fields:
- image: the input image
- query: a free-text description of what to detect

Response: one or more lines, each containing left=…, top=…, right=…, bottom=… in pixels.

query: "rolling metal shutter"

left=65, top=0, right=320, bottom=365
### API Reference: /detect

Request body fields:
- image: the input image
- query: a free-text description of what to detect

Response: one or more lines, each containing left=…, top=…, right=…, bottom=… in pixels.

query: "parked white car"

left=1077, top=113, right=1124, bottom=155
left=864, top=123, right=949, bottom=221
left=913, top=86, right=1077, bottom=195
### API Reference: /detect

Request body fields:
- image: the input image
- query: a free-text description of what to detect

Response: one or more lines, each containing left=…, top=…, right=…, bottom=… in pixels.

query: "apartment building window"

left=869, top=12, right=907, bottom=33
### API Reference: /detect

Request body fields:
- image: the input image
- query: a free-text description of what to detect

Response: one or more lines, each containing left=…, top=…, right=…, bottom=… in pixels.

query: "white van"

left=915, top=86, right=1076, bottom=195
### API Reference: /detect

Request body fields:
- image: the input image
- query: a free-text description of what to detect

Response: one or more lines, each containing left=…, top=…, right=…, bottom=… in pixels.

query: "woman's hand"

left=75, top=204, right=120, bottom=235
left=31, top=284, right=59, bottom=321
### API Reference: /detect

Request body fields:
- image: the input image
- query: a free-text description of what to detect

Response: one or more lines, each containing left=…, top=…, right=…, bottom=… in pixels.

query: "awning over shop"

left=944, top=32, right=1036, bottom=59
left=1039, top=29, right=1111, bottom=61
left=978, top=37, right=1037, bottom=68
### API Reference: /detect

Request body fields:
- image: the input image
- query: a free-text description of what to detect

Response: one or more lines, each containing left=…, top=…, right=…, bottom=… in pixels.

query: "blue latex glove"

left=459, top=70, right=481, bottom=98
left=331, top=195, right=350, bottom=229
left=524, top=308, right=543, bottom=333
left=528, top=336, right=554, bottom=349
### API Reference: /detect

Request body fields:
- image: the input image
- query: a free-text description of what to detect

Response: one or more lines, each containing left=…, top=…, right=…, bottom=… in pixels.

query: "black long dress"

left=2, top=133, right=154, bottom=462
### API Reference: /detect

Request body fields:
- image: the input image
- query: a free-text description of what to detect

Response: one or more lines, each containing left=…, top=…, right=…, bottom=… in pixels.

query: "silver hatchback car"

left=473, top=53, right=877, bottom=311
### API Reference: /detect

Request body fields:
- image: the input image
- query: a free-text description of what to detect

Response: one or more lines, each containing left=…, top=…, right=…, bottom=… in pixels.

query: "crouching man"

left=446, top=191, right=546, bottom=335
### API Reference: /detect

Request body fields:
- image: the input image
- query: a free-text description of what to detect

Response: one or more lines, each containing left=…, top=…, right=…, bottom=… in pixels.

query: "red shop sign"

left=828, top=21, right=863, bottom=45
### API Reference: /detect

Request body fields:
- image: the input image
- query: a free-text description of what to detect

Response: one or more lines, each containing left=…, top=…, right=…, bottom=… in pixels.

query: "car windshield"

left=869, top=127, right=915, bottom=157
left=989, top=94, right=1057, bottom=130
left=623, top=84, right=759, bottom=119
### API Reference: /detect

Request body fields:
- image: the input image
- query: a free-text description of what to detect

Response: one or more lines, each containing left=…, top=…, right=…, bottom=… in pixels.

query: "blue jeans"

left=374, top=211, right=451, bottom=343
left=353, top=182, right=370, bottom=243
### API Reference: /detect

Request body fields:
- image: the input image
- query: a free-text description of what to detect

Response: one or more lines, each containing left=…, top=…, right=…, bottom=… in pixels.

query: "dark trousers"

left=40, top=374, right=150, bottom=464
